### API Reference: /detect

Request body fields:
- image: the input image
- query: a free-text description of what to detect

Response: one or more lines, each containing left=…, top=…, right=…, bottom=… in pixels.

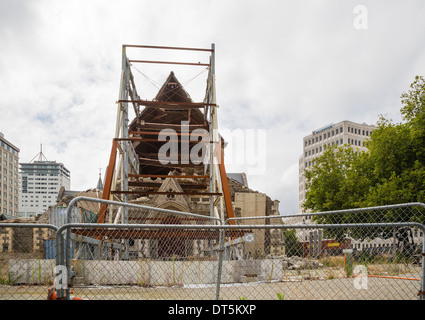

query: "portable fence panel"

left=0, top=223, right=58, bottom=300
left=217, top=223, right=424, bottom=300
left=60, top=196, right=223, bottom=300
left=223, top=204, right=425, bottom=300
left=59, top=224, right=224, bottom=300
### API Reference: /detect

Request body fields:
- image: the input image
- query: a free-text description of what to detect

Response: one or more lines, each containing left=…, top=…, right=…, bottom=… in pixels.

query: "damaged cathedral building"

left=96, top=68, right=284, bottom=261
left=1, top=45, right=284, bottom=262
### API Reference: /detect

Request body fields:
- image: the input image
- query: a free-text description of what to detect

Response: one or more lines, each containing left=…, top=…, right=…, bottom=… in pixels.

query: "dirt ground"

left=0, top=275, right=421, bottom=300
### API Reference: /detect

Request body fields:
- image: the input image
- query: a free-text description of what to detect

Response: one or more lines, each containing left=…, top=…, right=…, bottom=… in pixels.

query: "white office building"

left=19, top=154, right=70, bottom=217
left=0, top=132, right=20, bottom=217
left=298, top=120, right=376, bottom=212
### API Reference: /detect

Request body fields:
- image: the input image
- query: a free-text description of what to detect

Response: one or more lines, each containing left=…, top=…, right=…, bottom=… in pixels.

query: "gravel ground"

left=0, top=276, right=422, bottom=300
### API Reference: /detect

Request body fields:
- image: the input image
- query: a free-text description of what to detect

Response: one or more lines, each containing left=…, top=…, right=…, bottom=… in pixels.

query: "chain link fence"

left=0, top=199, right=424, bottom=300
left=0, top=223, right=58, bottom=300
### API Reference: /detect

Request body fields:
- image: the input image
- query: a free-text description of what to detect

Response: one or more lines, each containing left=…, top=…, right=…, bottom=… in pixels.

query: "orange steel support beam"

left=217, top=142, right=235, bottom=225
left=97, top=139, right=118, bottom=224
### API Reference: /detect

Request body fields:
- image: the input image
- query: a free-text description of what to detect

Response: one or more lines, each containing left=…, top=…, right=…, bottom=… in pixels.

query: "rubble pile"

left=267, top=255, right=324, bottom=270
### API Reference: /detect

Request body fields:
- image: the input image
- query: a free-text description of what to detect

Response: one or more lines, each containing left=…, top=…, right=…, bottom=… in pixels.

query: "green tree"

left=303, top=146, right=371, bottom=212
left=282, top=229, right=302, bottom=257
left=302, top=75, right=425, bottom=245
left=401, top=75, right=425, bottom=164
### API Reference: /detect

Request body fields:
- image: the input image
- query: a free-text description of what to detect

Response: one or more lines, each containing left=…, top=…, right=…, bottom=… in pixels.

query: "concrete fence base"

left=7, top=258, right=288, bottom=286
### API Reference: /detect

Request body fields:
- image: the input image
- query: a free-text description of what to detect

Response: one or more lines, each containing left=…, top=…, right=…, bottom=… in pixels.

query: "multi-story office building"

left=298, top=120, right=376, bottom=211
left=19, top=156, right=70, bottom=217
left=0, top=132, right=20, bottom=217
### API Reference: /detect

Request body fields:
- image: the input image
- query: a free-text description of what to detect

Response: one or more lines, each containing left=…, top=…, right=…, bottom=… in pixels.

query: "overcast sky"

left=1, top=0, right=424, bottom=215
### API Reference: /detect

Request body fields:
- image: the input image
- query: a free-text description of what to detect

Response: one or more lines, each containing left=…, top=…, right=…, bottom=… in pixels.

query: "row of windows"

left=22, top=200, right=53, bottom=204
left=0, top=183, right=17, bottom=193
left=1, top=157, right=19, bottom=170
left=2, top=192, right=17, bottom=201
left=1, top=207, right=18, bottom=215
left=0, top=163, right=18, bottom=173
left=348, top=126, right=371, bottom=136
left=305, top=138, right=367, bottom=157
left=305, top=126, right=344, bottom=146
left=22, top=191, right=58, bottom=194
left=21, top=170, right=69, bottom=175
left=26, top=186, right=59, bottom=190
left=0, top=144, right=19, bottom=157
left=22, top=173, right=59, bottom=176
left=26, top=182, right=59, bottom=186
left=304, top=139, right=368, bottom=168
left=0, top=176, right=18, bottom=187
left=3, top=156, right=18, bottom=166
left=1, top=200, right=18, bottom=209
left=305, top=126, right=372, bottom=147
left=305, top=139, right=345, bottom=157
left=1, top=170, right=18, bottom=180
left=22, top=195, right=56, bottom=198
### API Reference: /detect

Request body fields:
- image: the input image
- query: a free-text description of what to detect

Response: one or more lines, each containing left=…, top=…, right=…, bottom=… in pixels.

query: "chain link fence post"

left=215, top=228, right=225, bottom=300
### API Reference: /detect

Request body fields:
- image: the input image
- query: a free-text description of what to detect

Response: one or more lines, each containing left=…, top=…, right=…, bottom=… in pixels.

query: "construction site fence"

left=0, top=201, right=424, bottom=300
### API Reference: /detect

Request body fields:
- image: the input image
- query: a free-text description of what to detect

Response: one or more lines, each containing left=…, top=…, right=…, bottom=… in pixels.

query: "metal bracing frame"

left=99, top=44, right=235, bottom=225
